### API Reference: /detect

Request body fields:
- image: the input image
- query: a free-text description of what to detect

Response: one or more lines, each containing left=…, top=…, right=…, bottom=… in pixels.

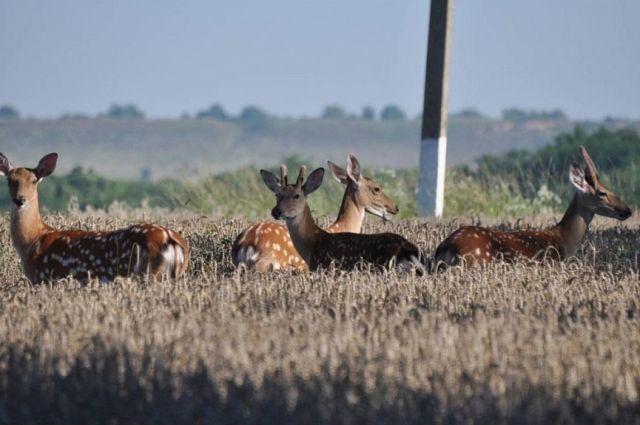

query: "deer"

left=0, top=152, right=190, bottom=284
left=433, top=146, right=632, bottom=269
left=232, top=155, right=399, bottom=271
left=260, top=164, right=425, bottom=274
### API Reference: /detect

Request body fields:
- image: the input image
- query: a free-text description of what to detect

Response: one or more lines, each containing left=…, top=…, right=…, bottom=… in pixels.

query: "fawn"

left=232, top=155, right=399, bottom=271
left=0, top=152, right=189, bottom=283
left=433, top=146, right=631, bottom=268
left=260, top=164, right=424, bottom=273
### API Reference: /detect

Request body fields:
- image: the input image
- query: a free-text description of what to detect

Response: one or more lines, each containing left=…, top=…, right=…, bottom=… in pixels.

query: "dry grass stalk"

left=0, top=213, right=638, bottom=424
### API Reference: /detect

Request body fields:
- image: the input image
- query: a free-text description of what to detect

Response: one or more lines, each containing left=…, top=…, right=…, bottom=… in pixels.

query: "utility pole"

left=418, top=0, right=453, bottom=217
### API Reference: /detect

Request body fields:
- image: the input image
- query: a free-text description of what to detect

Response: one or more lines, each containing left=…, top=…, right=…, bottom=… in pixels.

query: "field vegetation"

left=2, top=108, right=617, bottom=180
left=3, top=126, right=637, bottom=220
left=0, top=120, right=639, bottom=423
left=0, top=210, right=638, bottom=424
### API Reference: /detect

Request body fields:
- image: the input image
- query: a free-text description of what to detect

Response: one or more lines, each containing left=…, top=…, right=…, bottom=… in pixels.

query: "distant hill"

left=0, top=115, right=637, bottom=179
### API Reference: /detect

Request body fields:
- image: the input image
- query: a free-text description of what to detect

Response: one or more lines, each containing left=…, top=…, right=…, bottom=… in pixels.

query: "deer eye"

left=373, top=187, right=381, bottom=193
left=294, top=194, right=300, bottom=199
left=596, top=191, right=607, bottom=198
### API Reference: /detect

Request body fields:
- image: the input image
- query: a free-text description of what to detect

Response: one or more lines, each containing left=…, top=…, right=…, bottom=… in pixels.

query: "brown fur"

left=434, top=147, right=631, bottom=268
left=0, top=152, right=189, bottom=283
left=232, top=156, right=398, bottom=271
left=261, top=165, right=423, bottom=274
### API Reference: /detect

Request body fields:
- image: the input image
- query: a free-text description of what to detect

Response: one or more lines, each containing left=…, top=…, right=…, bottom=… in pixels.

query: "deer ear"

left=260, top=169, right=281, bottom=194
left=580, top=146, right=599, bottom=179
left=569, top=163, right=591, bottom=193
left=35, top=153, right=58, bottom=179
left=346, top=154, right=361, bottom=183
left=327, top=160, right=349, bottom=184
left=302, top=168, right=325, bottom=196
left=0, top=153, right=12, bottom=176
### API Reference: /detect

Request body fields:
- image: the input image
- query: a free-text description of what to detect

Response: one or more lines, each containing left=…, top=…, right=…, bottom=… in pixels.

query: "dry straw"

left=0, top=213, right=638, bottom=424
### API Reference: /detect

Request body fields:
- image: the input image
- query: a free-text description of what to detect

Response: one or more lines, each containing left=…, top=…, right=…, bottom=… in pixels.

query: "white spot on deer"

left=60, top=257, right=77, bottom=268
left=474, top=248, right=481, bottom=256
left=273, top=243, right=281, bottom=252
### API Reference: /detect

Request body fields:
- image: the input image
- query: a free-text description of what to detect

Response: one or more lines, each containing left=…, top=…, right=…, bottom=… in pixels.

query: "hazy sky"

left=1, top=0, right=639, bottom=120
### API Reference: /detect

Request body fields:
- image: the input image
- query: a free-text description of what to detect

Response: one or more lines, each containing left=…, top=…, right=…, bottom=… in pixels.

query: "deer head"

left=0, top=152, right=58, bottom=213
left=327, top=154, right=399, bottom=220
left=261, top=165, right=325, bottom=220
left=569, top=146, right=631, bottom=220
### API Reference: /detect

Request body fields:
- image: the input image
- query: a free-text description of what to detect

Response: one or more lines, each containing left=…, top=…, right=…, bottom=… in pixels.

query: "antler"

left=280, top=164, right=288, bottom=187
left=296, top=165, right=306, bottom=186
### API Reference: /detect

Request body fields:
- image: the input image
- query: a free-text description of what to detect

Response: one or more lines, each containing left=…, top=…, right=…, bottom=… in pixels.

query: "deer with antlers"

left=232, top=155, right=399, bottom=271
left=433, top=146, right=631, bottom=268
left=260, top=164, right=424, bottom=273
left=0, top=152, right=190, bottom=283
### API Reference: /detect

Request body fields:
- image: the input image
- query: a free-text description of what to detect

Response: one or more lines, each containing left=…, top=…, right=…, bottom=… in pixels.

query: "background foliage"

left=2, top=126, right=637, bottom=220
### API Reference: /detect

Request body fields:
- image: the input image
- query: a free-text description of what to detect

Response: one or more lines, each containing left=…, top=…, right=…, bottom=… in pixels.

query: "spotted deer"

left=433, top=146, right=632, bottom=268
left=0, top=152, right=189, bottom=283
left=260, top=164, right=424, bottom=273
left=232, top=155, right=399, bottom=271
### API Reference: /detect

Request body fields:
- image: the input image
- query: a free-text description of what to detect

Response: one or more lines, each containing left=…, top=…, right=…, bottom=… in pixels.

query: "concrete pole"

left=418, top=0, right=453, bottom=217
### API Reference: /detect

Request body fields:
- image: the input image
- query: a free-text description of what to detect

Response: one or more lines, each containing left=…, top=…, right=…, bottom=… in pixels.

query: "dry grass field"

left=0, top=211, right=639, bottom=424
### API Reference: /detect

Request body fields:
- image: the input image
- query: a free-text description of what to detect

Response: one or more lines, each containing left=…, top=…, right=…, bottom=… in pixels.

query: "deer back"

left=26, top=224, right=189, bottom=283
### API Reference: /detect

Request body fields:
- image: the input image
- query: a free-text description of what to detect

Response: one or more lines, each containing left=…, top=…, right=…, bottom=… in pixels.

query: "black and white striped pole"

left=418, top=0, right=453, bottom=217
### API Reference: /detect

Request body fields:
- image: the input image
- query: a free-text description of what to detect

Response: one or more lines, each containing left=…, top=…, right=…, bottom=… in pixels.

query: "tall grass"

left=0, top=212, right=638, bottom=424
left=165, top=164, right=576, bottom=220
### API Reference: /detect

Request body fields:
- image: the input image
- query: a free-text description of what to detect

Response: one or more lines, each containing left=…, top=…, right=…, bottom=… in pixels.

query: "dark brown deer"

left=0, top=152, right=189, bottom=283
left=260, top=164, right=424, bottom=273
left=433, top=146, right=631, bottom=268
left=232, top=155, right=399, bottom=271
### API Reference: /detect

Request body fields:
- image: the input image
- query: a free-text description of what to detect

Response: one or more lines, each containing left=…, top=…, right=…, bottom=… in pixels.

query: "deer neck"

left=285, top=203, right=321, bottom=265
left=555, top=193, right=594, bottom=257
left=11, top=197, right=49, bottom=260
left=331, top=185, right=365, bottom=233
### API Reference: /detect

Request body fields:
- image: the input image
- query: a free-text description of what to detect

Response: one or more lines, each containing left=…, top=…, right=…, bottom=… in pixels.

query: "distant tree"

left=453, top=108, right=485, bottom=119
left=321, top=105, right=347, bottom=120
left=60, top=113, right=90, bottom=120
left=0, top=105, right=20, bottom=119
left=104, top=104, right=145, bottom=119
left=239, top=106, right=270, bottom=131
left=380, top=104, right=406, bottom=121
left=502, top=108, right=567, bottom=123
left=196, top=104, right=229, bottom=120
left=361, top=106, right=375, bottom=120
left=140, top=167, right=152, bottom=182
left=502, top=108, right=528, bottom=122
left=545, top=109, right=568, bottom=121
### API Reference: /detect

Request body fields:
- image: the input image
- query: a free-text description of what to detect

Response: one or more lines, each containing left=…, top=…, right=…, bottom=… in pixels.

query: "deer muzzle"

left=271, top=206, right=283, bottom=220
left=13, top=196, right=26, bottom=208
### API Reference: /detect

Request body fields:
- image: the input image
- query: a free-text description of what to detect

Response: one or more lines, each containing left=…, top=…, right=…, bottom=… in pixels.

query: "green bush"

left=0, top=167, right=168, bottom=212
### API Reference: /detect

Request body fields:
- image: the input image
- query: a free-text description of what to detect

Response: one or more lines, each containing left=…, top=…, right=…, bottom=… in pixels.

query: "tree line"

left=0, top=103, right=577, bottom=123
